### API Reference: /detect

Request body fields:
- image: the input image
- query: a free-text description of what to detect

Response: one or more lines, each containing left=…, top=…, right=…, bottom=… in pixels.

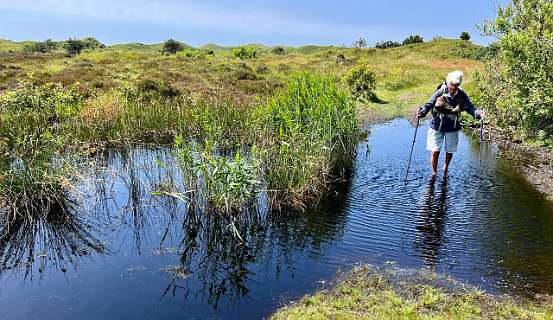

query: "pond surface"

left=1, top=118, right=553, bottom=319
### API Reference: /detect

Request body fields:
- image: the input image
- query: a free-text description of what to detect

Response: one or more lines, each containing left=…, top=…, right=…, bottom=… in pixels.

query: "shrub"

left=474, top=0, right=553, bottom=145
left=175, top=48, right=200, bottom=58
left=81, top=37, right=106, bottom=50
left=63, top=38, right=85, bottom=55
left=460, top=31, right=471, bottom=41
left=272, top=46, right=286, bottom=55
left=233, top=46, right=257, bottom=59
left=375, top=41, right=401, bottom=49
left=176, top=139, right=262, bottom=213
left=342, top=64, right=377, bottom=101
left=402, top=34, right=424, bottom=46
left=124, top=79, right=181, bottom=102
left=22, top=39, right=57, bottom=54
left=162, top=39, right=184, bottom=55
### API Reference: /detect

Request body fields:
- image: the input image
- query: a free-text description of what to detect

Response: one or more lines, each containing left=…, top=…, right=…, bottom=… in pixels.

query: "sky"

left=0, top=0, right=505, bottom=46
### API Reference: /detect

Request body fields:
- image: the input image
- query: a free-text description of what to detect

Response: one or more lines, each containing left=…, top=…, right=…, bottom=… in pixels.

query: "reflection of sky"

left=0, top=0, right=505, bottom=46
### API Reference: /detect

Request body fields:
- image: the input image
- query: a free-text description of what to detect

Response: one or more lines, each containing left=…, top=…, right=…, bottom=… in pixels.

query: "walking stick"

left=405, top=114, right=421, bottom=182
left=480, top=113, right=484, bottom=142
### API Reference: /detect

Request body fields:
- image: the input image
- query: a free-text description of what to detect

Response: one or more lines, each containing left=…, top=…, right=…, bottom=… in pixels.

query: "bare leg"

left=431, top=151, right=440, bottom=176
left=443, top=152, right=453, bottom=173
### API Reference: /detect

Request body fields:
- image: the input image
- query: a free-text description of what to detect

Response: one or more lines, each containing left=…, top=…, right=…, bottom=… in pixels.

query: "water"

left=1, top=118, right=553, bottom=319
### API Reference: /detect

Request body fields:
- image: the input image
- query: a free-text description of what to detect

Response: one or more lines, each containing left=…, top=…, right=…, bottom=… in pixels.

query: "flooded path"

left=1, top=118, right=552, bottom=319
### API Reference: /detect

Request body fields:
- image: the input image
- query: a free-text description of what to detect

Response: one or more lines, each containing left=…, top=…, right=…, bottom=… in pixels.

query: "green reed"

left=0, top=82, right=80, bottom=218
left=258, top=71, right=358, bottom=207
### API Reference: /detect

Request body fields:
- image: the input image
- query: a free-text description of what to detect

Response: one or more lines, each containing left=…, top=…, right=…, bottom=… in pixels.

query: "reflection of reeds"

left=0, top=203, right=104, bottom=279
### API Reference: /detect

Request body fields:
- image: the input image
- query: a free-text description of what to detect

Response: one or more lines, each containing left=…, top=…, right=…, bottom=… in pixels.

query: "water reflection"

left=416, top=175, right=449, bottom=269
left=75, top=147, right=352, bottom=310
left=0, top=208, right=105, bottom=280
left=156, top=192, right=350, bottom=310
left=3, top=120, right=553, bottom=320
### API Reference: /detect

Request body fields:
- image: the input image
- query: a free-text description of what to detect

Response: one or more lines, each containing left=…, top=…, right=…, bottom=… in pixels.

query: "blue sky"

left=0, top=0, right=504, bottom=46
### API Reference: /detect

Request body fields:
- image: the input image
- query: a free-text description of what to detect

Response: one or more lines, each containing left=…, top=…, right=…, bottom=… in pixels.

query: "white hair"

left=446, top=70, right=464, bottom=85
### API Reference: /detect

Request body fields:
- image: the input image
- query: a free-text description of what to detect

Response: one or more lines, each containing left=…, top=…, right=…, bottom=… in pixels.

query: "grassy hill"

left=0, top=38, right=484, bottom=118
left=0, top=39, right=32, bottom=52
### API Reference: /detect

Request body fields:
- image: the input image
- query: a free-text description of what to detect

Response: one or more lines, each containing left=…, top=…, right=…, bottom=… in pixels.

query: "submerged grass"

left=271, top=264, right=553, bottom=320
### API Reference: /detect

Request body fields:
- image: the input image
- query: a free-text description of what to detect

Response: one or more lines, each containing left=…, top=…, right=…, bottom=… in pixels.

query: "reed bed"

left=0, top=70, right=359, bottom=216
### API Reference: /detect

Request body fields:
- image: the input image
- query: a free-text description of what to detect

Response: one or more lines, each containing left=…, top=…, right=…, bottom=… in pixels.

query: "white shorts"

left=426, top=128, right=459, bottom=153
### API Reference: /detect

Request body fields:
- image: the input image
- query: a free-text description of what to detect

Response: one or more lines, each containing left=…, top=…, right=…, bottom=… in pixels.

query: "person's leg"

left=443, top=152, right=453, bottom=173
left=426, top=128, right=444, bottom=176
left=431, top=151, right=440, bottom=176
left=443, top=131, right=459, bottom=173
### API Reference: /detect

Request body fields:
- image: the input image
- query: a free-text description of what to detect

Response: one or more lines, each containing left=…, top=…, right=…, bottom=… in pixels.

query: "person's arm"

left=418, top=89, right=441, bottom=117
left=463, top=91, right=483, bottom=119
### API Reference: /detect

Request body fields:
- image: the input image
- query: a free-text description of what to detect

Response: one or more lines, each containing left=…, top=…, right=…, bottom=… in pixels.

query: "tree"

left=162, top=39, right=184, bottom=55
left=474, top=0, right=553, bottom=144
left=460, top=31, right=471, bottom=41
left=63, top=38, right=84, bottom=55
left=402, top=34, right=424, bottom=45
left=353, top=37, right=367, bottom=49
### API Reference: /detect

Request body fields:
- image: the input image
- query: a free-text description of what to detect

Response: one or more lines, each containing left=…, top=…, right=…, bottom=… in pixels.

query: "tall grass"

left=0, top=82, right=80, bottom=218
left=0, top=71, right=359, bottom=216
left=173, top=71, right=359, bottom=211
left=259, top=71, right=358, bottom=208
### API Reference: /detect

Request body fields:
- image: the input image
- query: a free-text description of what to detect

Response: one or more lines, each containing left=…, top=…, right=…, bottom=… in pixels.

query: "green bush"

left=233, top=46, right=257, bottom=59
left=162, top=39, right=184, bottom=55
left=353, top=37, right=367, bottom=48
left=176, top=139, right=262, bottom=213
left=22, top=39, right=57, bottom=54
left=123, top=79, right=180, bottom=102
left=63, top=38, right=85, bottom=55
left=272, top=46, right=286, bottom=55
left=81, top=37, right=106, bottom=50
left=474, top=0, right=553, bottom=145
left=460, top=31, right=471, bottom=41
left=342, top=64, right=377, bottom=101
left=375, top=41, right=401, bottom=49
left=402, top=34, right=424, bottom=46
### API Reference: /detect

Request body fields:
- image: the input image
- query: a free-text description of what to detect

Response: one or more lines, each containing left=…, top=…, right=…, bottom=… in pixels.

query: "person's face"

left=447, top=82, right=459, bottom=95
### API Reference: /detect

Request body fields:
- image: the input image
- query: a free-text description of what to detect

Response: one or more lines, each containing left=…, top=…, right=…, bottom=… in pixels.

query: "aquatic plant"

left=176, top=138, right=262, bottom=213
left=259, top=71, right=358, bottom=207
left=0, top=81, right=81, bottom=218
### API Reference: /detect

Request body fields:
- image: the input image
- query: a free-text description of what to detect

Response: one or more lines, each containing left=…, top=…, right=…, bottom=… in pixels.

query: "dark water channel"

left=1, top=118, right=553, bottom=319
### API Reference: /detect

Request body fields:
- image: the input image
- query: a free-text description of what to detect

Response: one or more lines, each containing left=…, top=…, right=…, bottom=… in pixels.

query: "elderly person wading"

left=417, top=71, right=484, bottom=176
